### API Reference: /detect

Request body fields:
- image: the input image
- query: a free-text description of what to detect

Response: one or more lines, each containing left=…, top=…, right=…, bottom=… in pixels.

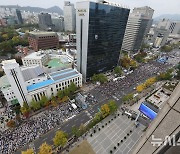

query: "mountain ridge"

left=0, top=5, right=63, bottom=15
left=154, top=14, right=180, bottom=21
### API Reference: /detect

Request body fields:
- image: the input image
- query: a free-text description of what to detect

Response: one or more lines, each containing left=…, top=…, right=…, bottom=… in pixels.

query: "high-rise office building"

left=157, top=18, right=180, bottom=35
left=152, top=27, right=170, bottom=48
left=38, top=13, right=55, bottom=31
left=52, top=16, right=64, bottom=32
left=122, top=6, right=154, bottom=53
left=76, top=0, right=130, bottom=81
left=16, top=9, right=23, bottom=24
left=131, top=83, right=180, bottom=154
left=64, top=1, right=76, bottom=32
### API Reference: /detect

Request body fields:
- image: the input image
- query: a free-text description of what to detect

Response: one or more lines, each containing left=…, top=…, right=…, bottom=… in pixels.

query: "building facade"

left=2, top=59, right=82, bottom=106
left=152, top=28, right=170, bottom=48
left=122, top=6, right=154, bottom=53
left=64, top=1, right=76, bottom=32
left=28, top=31, right=59, bottom=51
left=16, top=9, right=23, bottom=24
left=76, top=1, right=130, bottom=81
left=52, top=16, right=64, bottom=32
left=22, top=51, right=49, bottom=67
left=157, top=19, right=180, bottom=36
left=38, top=13, right=55, bottom=31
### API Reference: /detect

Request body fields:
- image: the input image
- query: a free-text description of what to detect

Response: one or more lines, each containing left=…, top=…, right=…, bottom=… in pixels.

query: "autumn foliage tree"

left=21, top=148, right=34, bottom=154
left=53, top=130, right=68, bottom=147
left=38, top=142, right=52, bottom=154
left=101, top=104, right=110, bottom=118
left=6, top=120, right=16, bottom=128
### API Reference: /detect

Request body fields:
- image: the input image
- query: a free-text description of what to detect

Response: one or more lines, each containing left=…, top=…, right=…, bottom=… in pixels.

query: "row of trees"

left=136, top=69, right=173, bottom=93
left=136, top=77, right=157, bottom=92
left=88, top=100, right=118, bottom=129
left=92, top=73, right=108, bottom=84
left=22, top=142, right=52, bottom=154
left=22, top=100, right=118, bottom=153
left=20, top=83, right=78, bottom=118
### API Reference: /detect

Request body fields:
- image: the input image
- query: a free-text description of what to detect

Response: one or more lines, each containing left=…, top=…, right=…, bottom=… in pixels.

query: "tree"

left=2, top=34, right=8, bottom=40
left=20, top=102, right=30, bottom=115
left=92, top=73, right=108, bottom=84
left=120, top=56, right=131, bottom=68
left=57, top=90, right=64, bottom=99
left=64, top=87, right=70, bottom=96
left=94, top=112, right=102, bottom=122
left=53, top=130, right=68, bottom=147
left=21, top=148, right=34, bottom=154
left=108, top=100, right=118, bottom=113
left=160, top=45, right=173, bottom=52
left=38, top=142, right=52, bottom=154
left=79, top=123, right=86, bottom=135
left=39, top=96, right=48, bottom=107
left=122, top=93, right=134, bottom=102
left=136, top=84, right=146, bottom=92
left=68, top=82, right=77, bottom=94
left=30, top=99, right=41, bottom=111
left=6, top=120, right=16, bottom=128
left=101, top=104, right=110, bottom=118
left=114, top=66, right=122, bottom=76
left=71, top=126, right=80, bottom=137
left=146, top=77, right=156, bottom=86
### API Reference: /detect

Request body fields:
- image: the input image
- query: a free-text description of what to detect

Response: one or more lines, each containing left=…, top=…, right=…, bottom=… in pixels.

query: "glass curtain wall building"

left=76, top=1, right=130, bottom=81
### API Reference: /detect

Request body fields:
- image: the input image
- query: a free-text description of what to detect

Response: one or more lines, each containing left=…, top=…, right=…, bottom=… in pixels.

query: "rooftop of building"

left=77, top=0, right=129, bottom=9
left=21, top=65, right=45, bottom=81
left=28, top=31, right=58, bottom=37
left=27, top=68, right=80, bottom=92
left=23, top=51, right=48, bottom=60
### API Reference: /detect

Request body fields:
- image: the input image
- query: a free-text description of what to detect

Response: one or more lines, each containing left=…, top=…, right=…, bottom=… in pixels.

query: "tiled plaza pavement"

left=87, top=111, right=146, bottom=154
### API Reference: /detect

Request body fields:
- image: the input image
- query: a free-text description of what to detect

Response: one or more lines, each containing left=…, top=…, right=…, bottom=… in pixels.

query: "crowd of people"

left=0, top=102, right=81, bottom=154
left=91, top=61, right=172, bottom=101
left=0, top=60, right=174, bottom=154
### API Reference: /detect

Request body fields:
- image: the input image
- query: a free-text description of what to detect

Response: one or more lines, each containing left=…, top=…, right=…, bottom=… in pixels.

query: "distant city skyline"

left=0, top=0, right=180, bottom=17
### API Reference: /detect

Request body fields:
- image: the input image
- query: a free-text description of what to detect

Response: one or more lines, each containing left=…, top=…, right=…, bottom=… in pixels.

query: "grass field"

left=69, top=140, right=95, bottom=154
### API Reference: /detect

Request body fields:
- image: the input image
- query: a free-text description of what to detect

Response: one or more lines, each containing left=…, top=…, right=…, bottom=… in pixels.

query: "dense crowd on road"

left=92, top=61, right=172, bottom=101
left=0, top=60, right=175, bottom=154
left=0, top=102, right=81, bottom=154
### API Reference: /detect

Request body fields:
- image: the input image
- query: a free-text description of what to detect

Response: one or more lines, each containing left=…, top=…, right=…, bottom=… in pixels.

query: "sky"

left=0, top=0, right=180, bottom=17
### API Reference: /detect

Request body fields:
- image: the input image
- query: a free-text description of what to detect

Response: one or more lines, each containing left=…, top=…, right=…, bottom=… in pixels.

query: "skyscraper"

left=16, top=9, right=23, bottom=24
left=64, top=1, right=76, bottom=32
left=38, top=13, right=55, bottom=31
left=76, top=0, right=130, bottom=81
left=122, top=6, right=154, bottom=53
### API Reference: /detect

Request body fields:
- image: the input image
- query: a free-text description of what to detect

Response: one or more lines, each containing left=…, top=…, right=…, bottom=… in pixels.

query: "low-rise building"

left=28, top=31, right=59, bottom=51
left=22, top=51, right=49, bottom=67
left=1, top=59, right=82, bottom=106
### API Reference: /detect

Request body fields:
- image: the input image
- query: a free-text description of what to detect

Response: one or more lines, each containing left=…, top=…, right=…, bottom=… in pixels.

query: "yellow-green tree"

left=101, top=104, right=110, bottom=118
left=38, top=142, right=52, bottom=154
left=2, top=34, right=8, bottom=40
left=136, top=84, right=146, bottom=92
left=108, top=100, right=118, bottom=113
left=21, top=148, right=34, bottom=154
left=145, top=77, right=157, bottom=87
left=53, top=130, right=68, bottom=147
